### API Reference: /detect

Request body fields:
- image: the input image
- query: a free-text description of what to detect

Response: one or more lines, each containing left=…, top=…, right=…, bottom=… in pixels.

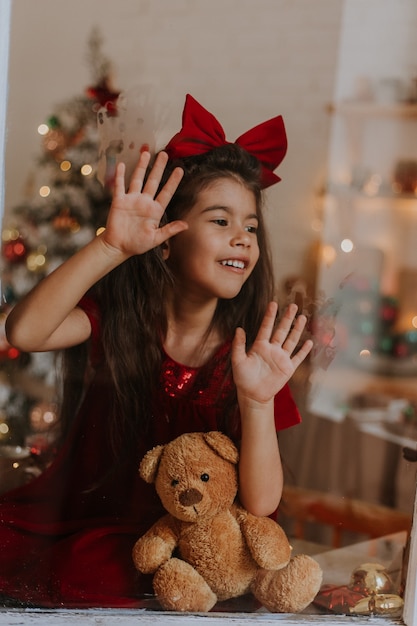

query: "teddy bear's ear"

left=203, top=431, right=239, bottom=465
left=139, top=444, right=165, bottom=483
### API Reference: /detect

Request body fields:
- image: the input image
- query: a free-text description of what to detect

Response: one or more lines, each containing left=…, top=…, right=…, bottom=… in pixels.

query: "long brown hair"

left=60, top=144, right=276, bottom=457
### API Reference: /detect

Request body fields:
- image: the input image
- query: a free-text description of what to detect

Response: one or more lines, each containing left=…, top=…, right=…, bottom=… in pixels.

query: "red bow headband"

left=164, top=94, right=287, bottom=189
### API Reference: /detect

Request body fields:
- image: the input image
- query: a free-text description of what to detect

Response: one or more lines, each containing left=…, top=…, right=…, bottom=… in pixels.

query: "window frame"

left=0, top=1, right=415, bottom=624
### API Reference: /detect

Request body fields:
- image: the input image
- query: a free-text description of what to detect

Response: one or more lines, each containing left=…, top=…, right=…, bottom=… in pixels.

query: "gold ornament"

left=349, top=562, right=394, bottom=595
left=348, top=563, right=403, bottom=616
left=351, top=593, right=404, bottom=616
left=52, top=208, right=80, bottom=234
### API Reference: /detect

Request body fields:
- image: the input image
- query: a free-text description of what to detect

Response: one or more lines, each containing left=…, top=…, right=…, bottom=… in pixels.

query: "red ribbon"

left=164, top=94, right=287, bottom=189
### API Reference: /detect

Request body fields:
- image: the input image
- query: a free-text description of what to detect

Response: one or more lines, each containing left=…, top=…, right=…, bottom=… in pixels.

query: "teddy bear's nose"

left=179, top=488, right=203, bottom=506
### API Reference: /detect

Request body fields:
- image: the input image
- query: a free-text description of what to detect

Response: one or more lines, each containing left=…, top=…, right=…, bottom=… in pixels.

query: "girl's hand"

left=101, top=150, right=188, bottom=259
left=231, top=302, right=313, bottom=406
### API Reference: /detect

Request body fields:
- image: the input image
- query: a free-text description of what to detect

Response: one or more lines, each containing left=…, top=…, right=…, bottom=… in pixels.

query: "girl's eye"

left=171, top=479, right=179, bottom=487
left=246, top=225, right=258, bottom=234
left=212, top=218, right=228, bottom=226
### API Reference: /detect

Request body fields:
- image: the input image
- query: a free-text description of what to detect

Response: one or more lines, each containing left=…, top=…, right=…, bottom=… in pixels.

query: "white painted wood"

left=0, top=610, right=406, bottom=625
left=404, top=491, right=417, bottom=626
left=0, top=0, right=11, bottom=219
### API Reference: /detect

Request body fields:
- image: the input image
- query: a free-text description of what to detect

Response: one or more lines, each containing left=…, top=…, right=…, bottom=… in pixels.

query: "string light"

left=37, top=123, right=49, bottom=136
left=60, top=160, right=71, bottom=172
left=341, top=239, right=354, bottom=253
left=30, top=403, right=58, bottom=432
left=81, top=164, right=93, bottom=176
left=39, top=186, right=51, bottom=198
left=27, top=251, right=47, bottom=272
left=2, top=228, right=20, bottom=242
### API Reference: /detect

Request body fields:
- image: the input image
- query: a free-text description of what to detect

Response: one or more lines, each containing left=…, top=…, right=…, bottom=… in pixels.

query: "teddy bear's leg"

left=153, top=557, right=218, bottom=612
left=251, top=554, right=323, bottom=613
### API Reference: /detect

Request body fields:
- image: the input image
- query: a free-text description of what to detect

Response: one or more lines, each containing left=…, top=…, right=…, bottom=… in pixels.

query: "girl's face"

left=165, top=178, right=260, bottom=302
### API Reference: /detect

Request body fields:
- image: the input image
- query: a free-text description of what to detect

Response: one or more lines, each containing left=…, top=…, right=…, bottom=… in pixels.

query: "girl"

left=1, top=94, right=312, bottom=608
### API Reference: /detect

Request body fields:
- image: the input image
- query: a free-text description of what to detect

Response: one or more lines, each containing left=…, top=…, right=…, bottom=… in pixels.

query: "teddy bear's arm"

left=132, top=515, right=179, bottom=574
left=235, top=506, right=292, bottom=570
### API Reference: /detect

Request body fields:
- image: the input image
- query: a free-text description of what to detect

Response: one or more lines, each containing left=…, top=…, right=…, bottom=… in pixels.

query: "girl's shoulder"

left=77, top=293, right=102, bottom=366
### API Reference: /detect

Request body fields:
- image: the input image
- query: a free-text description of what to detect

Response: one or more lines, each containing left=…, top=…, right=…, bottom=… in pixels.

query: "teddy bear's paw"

left=132, top=536, right=173, bottom=574
left=252, top=554, right=323, bottom=613
left=153, top=558, right=217, bottom=612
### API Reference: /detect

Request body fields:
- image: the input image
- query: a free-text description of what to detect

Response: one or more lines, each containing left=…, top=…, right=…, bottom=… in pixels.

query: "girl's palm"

left=232, top=302, right=313, bottom=405
left=103, top=151, right=187, bottom=257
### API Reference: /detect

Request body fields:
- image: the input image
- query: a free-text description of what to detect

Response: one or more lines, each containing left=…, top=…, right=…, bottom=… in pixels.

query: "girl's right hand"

left=100, top=150, right=188, bottom=259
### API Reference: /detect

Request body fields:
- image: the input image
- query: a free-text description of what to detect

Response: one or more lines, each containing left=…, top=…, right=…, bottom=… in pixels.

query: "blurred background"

left=1, top=0, right=417, bottom=549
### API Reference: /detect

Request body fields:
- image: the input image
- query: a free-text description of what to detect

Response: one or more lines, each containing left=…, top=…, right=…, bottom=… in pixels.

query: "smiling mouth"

left=220, top=259, right=246, bottom=269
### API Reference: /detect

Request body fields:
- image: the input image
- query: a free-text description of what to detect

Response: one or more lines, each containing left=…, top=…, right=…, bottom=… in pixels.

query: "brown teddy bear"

left=132, top=431, right=323, bottom=613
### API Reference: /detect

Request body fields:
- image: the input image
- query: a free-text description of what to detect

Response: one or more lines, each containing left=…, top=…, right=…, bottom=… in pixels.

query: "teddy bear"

left=132, top=431, right=323, bottom=613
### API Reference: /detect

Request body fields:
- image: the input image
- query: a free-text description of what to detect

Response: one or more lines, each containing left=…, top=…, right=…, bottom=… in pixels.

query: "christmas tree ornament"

left=97, top=85, right=168, bottom=188
left=393, top=334, right=411, bottom=358
left=379, top=296, right=398, bottom=326
left=86, top=77, right=120, bottom=114
left=313, top=583, right=366, bottom=613
left=52, top=208, right=80, bottom=233
left=315, top=562, right=404, bottom=616
left=85, top=26, right=119, bottom=114
left=349, top=562, right=394, bottom=595
left=350, top=593, right=403, bottom=616
left=2, top=235, right=28, bottom=264
left=0, top=309, right=20, bottom=362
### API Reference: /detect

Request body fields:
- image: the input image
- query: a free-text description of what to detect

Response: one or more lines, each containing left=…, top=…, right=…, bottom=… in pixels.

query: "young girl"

left=1, top=94, right=312, bottom=608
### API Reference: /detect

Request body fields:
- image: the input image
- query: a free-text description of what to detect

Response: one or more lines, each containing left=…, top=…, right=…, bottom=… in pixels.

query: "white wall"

left=335, top=0, right=417, bottom=102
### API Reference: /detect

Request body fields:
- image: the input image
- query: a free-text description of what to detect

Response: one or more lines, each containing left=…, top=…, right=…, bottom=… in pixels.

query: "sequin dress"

left=0, top=298, right=301, bottom=608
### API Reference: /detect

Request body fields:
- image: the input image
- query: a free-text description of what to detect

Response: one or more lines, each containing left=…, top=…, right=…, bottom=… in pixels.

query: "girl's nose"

left=231, top=228, right=251, bottom=247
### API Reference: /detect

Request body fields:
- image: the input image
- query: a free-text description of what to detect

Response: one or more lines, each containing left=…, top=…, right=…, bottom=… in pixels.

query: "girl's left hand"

left=231, top=302, right=313, bottom=406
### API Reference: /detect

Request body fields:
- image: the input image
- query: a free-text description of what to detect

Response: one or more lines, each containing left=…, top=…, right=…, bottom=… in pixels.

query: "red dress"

left=0, top=300, right=300, bottom=608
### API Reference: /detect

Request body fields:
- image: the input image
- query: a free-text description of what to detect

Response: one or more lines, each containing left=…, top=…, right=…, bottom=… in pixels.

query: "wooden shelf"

left=326, top=182, right=417, bottom=202
left=328, top=100, right=417, bottom=119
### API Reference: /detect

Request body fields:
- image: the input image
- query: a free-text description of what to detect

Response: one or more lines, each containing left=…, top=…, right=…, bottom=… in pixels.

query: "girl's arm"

left=6, top=151, right=186, bottom=352
left=231, top=302, right=312, bottom=517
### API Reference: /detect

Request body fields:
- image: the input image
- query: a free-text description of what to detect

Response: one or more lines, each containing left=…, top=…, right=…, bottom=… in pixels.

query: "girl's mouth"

left=220, top=259, right=246, bottom=269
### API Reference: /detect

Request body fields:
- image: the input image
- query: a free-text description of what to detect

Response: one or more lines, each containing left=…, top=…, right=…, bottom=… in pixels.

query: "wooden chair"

left=278, top=485, right=413, bottom=549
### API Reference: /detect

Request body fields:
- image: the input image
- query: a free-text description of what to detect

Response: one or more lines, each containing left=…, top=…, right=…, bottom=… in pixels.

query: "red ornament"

left=2, top=236, right=27, bottom=263
left=86, top=78, right=120, bottom=115
left=314, top=584, right=367, bottom=614
left=0, top=345, right=20, bottom=362
left=0, top=309, right=20, bottom=361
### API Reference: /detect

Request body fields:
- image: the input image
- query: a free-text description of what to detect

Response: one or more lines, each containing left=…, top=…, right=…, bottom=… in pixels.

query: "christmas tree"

left=0, top=30, right=119, bottom=488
